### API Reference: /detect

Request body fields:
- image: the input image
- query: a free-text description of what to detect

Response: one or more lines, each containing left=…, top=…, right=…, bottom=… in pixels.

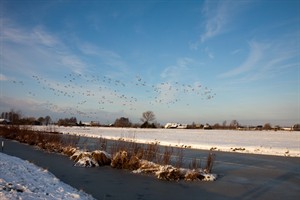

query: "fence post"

left=1, top=141, right=3, bottom=152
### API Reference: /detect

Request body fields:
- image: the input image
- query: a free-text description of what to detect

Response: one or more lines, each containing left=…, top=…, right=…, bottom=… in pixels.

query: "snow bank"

left=34, top=126, right=299, bottom=157
left=0, top=152, right=95, bottom=200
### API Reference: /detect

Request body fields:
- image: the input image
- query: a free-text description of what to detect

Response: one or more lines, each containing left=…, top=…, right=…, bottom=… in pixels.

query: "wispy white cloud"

left=200, top=0, right=231, bottom=43
left=1, top=18, right=87, bottom=75
left=59, top=55, right=86, bottom=75
left=230, top=49, right=242, bottom=55
left=160, top=57, right=194, bottom=80
left=78, top=43, right=129, bottom=77
left=219, top=36, right=299, bottom=81
left=31, top=26, right=59, bottom=47
left=191, top=0, right=250, bottom=49
left=2, top=19, right=59, bottom=48
left=219, top=41, right=267, bottom=78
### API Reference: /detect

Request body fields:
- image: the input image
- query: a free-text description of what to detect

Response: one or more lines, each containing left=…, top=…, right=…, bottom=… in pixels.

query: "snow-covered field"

left=0, top=152, right=95, bottom=200
left=35, top=126, right=300, bottom=157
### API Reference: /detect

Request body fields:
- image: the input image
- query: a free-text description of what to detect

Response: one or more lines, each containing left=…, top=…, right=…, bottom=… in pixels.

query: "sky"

left=0, top=0, right=299, bottom=126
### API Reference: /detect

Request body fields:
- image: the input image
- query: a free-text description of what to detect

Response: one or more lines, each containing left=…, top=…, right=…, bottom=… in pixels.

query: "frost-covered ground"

left=35, top=126, right=300, bottom=157
left=0, top=152, right=95, bottom=200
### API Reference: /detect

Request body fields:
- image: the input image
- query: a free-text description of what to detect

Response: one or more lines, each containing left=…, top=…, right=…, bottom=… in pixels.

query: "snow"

left=35, top=126, right=300, bottom=157
left=0, top=152, right=95, bottom=200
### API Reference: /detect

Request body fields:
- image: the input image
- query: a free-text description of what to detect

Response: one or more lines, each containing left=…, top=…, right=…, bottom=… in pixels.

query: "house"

left=177, top=124, right=188, bottom=129
left=164, top=123, right=187, bottom=129
left=292, top=124, right=300, bottom=131
left=165, top=123, right=178, bottom=128
left=203, top=124, right=212, bottom=130
left=0, top=119, right=11, bottom=125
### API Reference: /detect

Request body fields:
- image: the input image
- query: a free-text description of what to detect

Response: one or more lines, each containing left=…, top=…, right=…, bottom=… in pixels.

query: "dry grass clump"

left=70, top=150, right=111, bottom=167
left=133, top=160, right=160, bottom=174
left=155, top=165, right=182, bottom=181
left=184, top=170, right=200, bottom=181
left=62, top=146, right=78, bottom=157
left=92, top=150, right=111, bottom=166
left=110, top=150, right=140, bottom=170
left=108, top=140, right=178, bottom=168
left=183, top=169, right=216, bottom=181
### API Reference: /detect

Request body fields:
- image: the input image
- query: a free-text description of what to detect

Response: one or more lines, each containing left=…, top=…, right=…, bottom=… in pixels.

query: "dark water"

left=1, top=137, right=300, bottom=200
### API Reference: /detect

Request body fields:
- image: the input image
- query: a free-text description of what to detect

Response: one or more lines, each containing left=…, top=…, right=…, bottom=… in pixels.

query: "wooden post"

left=1, top=141, right=3, bottom=152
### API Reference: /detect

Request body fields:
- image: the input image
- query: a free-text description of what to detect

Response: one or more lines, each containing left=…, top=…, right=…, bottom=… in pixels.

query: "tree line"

left=1, top=109, right=297, bottom=130
left=1, top=110, right=52, bottom=125
left=0, top=110, right=157, bottom=128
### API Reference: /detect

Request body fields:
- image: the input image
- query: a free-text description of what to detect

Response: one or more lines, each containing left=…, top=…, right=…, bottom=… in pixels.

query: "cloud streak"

left=160, top=57, right=194, bottom=80
left=79, top=43, right=128, bottom=74
left=200, top=0, right=231, bottom=43
left=191, top=0, right=251, bottom=49
left=219, top=41, right=267, bottom=78
left=1, top=19, right=87, bottom=75
left=219, top=36, right=299, bottom=82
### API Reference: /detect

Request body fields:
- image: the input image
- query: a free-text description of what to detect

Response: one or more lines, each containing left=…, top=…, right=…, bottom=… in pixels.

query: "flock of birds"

left=10, top=72, right=216, bottom=121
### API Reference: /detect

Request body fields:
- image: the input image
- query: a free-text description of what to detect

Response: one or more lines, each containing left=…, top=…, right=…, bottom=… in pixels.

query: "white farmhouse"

left=164, top=123, right=187, bottom=129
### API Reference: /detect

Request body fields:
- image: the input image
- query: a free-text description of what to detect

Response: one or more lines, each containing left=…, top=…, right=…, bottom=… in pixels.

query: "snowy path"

left=0, top=152, right=95, bottom=200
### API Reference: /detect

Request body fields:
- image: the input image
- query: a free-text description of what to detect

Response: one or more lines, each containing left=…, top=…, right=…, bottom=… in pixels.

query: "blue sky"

left=0, top=0, right=299, bottom=126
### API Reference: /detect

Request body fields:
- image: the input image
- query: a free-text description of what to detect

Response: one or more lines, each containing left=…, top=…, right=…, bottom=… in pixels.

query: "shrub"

left=91, top=150, right=111, bottom=166
left=155, top=165, right=181, bottom=181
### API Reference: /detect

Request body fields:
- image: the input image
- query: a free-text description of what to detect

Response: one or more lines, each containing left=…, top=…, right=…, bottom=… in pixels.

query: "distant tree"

left=4, top=109, right=22, bottom=124
left=37, top=117, right=45, bottom=125
left=114, top=117, right=131, bottom=127
left=292, top=124, right=300, bottom=131
left=141, top=111, right=155, bottom=123
left=18, top=117, right=36, bottom=125
left=212, top=123, right=221, bottom=129
left=230, top=120, right=239, bottom=129
left=263, top=123, right=272, bottom=130
left=44, top=116, right=52, bottom=125
left=141, top=121, right=156, bottom=128
left=78, top=121, right=84, bottom=126
left=222, top=120, right=227, bottom=129
left=57, top=117, right=77, bottom=126
left=187, top=122, right=197, bottom=129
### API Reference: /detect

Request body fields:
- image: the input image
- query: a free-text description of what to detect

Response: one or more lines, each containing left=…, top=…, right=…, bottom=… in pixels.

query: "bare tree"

left=141, top=111, right=155, bottom=123
left=45, top=116, right=52, bottom=125
left=222, top=120, right=227, bottom=129
left=230, top=120, right=239, bottom=129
